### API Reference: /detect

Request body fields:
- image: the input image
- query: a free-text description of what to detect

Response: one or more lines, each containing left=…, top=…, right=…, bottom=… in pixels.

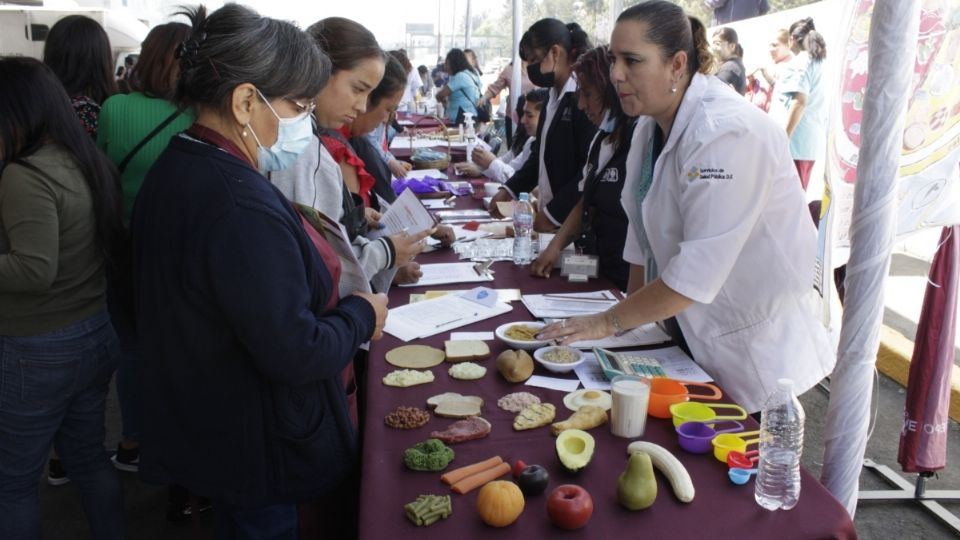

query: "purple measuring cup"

left=676, top=420, right=745, bottom=454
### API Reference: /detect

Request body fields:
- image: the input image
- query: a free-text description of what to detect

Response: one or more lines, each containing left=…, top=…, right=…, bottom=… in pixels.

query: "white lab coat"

left=621, top=73, right=836, bottom=413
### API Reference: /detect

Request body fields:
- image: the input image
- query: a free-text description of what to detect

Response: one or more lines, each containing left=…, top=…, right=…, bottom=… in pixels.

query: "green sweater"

left=0, top=144, right=106, bottom=335
left=97, top=92, right=194, bottom=221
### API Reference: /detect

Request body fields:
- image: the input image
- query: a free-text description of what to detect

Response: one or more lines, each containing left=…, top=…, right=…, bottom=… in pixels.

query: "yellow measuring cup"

left=669, top=401, right=748, bottom=428
left=712, top=431, right=760, bottom=463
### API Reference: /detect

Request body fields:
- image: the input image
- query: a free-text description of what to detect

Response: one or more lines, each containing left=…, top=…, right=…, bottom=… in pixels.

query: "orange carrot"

left=451, top=462, right=511, bottom=494
left=440, top=456, right=503, bottom=485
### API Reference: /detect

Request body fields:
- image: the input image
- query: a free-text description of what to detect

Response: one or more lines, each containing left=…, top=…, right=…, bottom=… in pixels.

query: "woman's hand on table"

left=353, top=291, right=388, bottom=341
left=431, top=224, right=456, bottom=247
left=531, top=245, right=560, bottom=278
left=471, top=147, right=496, bottom=169
left=537, top=312, right=615, bottom=345
left=365, top=207, right=383, bottom=229
left=453, top=161, right=482, bottom=177
left=388, top=159, right=412, bottom=179
left=393, top=262, right=423, bottom=285
left=488, top=188, right=514, bottom=219
left=390, top=228, right=433, bottom=266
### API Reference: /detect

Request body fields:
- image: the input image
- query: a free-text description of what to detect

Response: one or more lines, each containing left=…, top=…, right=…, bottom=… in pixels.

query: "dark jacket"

left=505, top=88, right=597, bottom=225
left=131, top=134, right=376, bottom=506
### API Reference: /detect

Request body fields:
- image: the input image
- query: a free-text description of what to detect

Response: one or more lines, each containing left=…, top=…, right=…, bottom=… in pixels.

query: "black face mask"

left=527, top=57, right=556, bottom=88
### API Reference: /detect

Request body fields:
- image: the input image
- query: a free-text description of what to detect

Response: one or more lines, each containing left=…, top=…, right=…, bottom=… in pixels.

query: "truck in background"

left=0, top=2, right=148, bottom=66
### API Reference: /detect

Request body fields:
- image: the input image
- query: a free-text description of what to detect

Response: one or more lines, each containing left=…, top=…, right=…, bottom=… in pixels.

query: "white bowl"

left=533, top=345, right=585, bottom=373
left=495, top=321, right=549, bottom=350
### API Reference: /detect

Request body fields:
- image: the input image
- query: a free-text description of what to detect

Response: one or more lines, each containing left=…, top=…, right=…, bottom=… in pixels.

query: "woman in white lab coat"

left=539, top=1, right=835, bottom=412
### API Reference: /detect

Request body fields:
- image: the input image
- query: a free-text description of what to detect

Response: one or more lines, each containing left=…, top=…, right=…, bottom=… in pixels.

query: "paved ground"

left=37, top=238, right=960, bottom=539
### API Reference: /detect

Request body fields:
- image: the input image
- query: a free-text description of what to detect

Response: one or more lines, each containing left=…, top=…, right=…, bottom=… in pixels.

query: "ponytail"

left=566, top=22, right=592, bottom=61
left=689, top=16, right=714, bottom=75
left=789, top=17, right=826, bottom=62
left=804, top=30, right=826, bottom=62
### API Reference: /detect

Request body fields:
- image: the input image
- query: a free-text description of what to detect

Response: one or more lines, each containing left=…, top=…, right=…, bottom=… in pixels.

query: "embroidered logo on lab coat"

left=599, top=167, right=619, bottom=183
left=688, top=166, right=731, bottom=181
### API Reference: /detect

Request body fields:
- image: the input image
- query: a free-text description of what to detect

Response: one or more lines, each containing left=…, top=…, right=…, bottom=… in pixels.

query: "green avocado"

left=555, top=429, right=595, bottom=473
left=618, top=451, right=657, bottom=510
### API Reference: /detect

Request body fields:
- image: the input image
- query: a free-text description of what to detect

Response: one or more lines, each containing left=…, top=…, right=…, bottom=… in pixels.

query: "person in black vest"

left=489, top=18, right=598, bottom=232
left=531, top=46, right=636, bottom=291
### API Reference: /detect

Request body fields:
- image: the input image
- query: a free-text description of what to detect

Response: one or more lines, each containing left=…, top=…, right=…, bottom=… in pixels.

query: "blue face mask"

left=248, top=89, right=314, bottom=172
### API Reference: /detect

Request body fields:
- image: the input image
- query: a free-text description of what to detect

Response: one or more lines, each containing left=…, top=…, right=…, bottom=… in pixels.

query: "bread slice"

left=444, top=340, right=490, bottom=363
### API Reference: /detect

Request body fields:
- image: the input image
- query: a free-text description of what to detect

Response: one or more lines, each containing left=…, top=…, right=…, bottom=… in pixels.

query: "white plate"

left=495, top=321, right=549, bottom=350
left=533, top=346, right=585, bottom=373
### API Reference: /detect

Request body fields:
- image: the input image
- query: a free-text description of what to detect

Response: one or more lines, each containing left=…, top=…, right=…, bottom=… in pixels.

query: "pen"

left=434, top=313, right=478, bottom=328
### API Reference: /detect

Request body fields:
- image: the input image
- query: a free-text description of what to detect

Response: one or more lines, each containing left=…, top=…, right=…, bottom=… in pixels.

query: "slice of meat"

left=429, top=417, right=492, bottom=444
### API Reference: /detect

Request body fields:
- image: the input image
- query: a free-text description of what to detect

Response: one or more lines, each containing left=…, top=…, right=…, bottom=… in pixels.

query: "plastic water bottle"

left=512, top=193, right=534, bottom=265
left=754, top=378, right=805, bottom=511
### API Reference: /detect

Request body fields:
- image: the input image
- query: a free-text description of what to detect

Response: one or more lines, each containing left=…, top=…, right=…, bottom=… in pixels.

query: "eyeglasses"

left=288, top=99, right=316, bottom=115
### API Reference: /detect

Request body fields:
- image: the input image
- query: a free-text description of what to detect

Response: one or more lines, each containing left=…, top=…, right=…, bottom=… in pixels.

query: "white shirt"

left=402, top=68, right=423, bottom=105
left=483, top=137, right=535, bottom=183
left=536, top=74, right=578, bottom=224
left=621, top=73, right=836, bottom=412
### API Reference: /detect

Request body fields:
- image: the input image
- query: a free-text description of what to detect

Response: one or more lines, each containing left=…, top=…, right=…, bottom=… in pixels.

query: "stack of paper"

left=398, top=262, right=494, bottom=287
left=384, top=293, right=512, bottom=341
left=521, top=291, right=619, bottom=318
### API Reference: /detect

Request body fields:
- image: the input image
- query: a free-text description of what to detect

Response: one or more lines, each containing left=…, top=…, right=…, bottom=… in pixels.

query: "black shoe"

left=110, top=444, right=139, bottom=473
left=47, top=458, right=70, bottom=486
left=166, top=486, right=212, bottom=523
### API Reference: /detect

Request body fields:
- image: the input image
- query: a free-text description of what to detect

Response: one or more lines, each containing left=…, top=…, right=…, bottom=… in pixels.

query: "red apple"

left=546, top=484, right=593, bottom=530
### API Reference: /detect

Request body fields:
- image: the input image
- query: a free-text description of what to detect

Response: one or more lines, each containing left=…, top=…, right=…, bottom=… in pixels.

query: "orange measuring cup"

left=648, top=378, right=723, bottom=419
left=712, top=431, right=760, bottom=463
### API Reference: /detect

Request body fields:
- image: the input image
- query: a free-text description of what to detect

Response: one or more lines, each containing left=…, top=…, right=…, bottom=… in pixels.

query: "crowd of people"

left=0, top=1, right=835, bottom=538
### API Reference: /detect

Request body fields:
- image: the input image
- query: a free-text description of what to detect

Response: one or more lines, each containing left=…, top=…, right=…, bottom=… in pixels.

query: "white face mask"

left=247, top=88, right=314, bottom=172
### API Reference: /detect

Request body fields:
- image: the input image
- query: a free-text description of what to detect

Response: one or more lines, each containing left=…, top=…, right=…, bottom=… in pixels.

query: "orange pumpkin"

left=476, top=480, right=525, bottom=527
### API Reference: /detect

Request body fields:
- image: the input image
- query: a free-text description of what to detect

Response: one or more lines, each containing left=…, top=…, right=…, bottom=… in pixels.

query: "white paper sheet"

left=383, top=294, right=512, bottom=341
left=524, top=375, right=581, bottom=393
left=389, top=136, right=468, bottom=150
left=521, top=291, right=618, bottom=318
left=449, top=332, right=495, bottom=341
left=403, top=168, right=448, bottom=180
left=368, top=188, right=436, bottom=240
left=572, top=353, right=612, bottom=391
left=569, top=323, right=671, bottom=349
left=397, top=262, right=494, bottom=288
left=643, top=346, right=713, bottom=383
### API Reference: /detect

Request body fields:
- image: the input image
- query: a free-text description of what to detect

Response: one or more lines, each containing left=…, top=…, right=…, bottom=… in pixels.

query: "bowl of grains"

left=533, top=345, right=584, bottom=373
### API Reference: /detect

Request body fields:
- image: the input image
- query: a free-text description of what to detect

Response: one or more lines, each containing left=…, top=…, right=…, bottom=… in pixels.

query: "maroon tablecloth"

left=356, top=198, right=856, bottom=539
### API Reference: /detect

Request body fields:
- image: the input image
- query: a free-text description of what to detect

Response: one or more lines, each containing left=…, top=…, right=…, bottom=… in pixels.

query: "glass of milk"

left=610, top=375, right=651, bottom=438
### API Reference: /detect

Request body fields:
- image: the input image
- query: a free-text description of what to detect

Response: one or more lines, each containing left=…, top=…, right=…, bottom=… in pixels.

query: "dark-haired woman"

left=540, top=1, right=835, bottom=414
left=274, top=17, right=431, bottom=293
left=130, top=5, right=387, bottom=535
left=455, top=88, right=547, bottom=183
left=712, top=27, right=746, bottom=95
left=774, top=17, right=828, bottom=191
left=44, top=15, right=118, bottom=137
left=0, top=57, right=125, bottom=540
left=531, top=46, right=635, bottom=291
left=489, top=18, right=598, bottom=231
left=436, top=48, right=482, bottom=124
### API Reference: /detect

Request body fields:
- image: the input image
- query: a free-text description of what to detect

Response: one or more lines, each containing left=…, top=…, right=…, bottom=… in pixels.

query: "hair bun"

left=566, top=22, right=583, bottom=32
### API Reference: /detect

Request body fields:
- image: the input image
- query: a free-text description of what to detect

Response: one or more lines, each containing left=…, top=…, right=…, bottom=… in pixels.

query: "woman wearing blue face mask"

left=130, top=5, right=388, bottom=536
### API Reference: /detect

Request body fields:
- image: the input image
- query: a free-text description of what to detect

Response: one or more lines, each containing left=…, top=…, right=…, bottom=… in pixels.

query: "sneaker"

left=110, top=444, right=139, bottom=473
left=47, top=458, right=70, bottom=486
left=166, top=496, right=213, bottom=522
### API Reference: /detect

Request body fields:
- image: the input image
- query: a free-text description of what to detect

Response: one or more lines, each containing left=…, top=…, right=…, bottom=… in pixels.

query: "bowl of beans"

left=533, top=345, right=584, bottom=373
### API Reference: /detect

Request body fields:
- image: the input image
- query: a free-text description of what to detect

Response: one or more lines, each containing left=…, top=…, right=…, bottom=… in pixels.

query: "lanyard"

left=632, top=130, right=662, bottom=284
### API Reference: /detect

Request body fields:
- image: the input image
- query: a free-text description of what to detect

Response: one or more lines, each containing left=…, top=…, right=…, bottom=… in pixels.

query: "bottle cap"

left=519, top=192, right=529, bottom=201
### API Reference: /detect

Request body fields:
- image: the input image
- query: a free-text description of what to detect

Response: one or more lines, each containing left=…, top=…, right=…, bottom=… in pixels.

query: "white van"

left=0, top=4, right=148, bottom=64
